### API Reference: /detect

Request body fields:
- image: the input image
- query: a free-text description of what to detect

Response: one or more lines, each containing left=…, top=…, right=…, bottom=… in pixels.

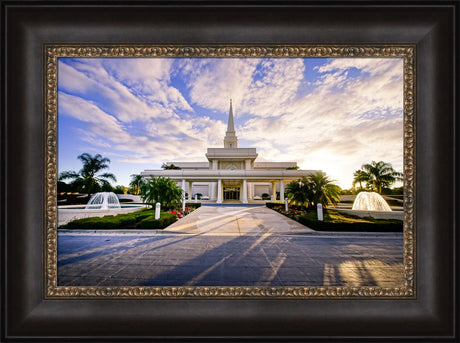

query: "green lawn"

left=266, top=203, right=403, bottom=232
left=298, top=210, right=403, bottom=232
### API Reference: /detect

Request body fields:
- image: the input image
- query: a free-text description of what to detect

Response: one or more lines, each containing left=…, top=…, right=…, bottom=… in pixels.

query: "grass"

left=266, top=203, right=403, bottom=232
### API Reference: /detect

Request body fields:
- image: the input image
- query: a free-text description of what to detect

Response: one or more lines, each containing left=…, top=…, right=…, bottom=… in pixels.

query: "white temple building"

left=141, top=100, right=321, bottom=203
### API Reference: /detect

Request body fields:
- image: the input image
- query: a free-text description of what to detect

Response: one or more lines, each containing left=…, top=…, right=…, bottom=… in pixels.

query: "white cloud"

left=58, top=59, right=192, bottom=123
left=179, top=58, right=305, bottom=118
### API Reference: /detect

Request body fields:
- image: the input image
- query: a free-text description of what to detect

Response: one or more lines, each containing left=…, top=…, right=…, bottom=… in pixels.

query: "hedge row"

left=59, top=209, right=177, bottom=230
left=298, top=212, right=403, bottom=232
left=139, top=213, right=177, bottom=229
left=155, top=202, right=201, bottom=211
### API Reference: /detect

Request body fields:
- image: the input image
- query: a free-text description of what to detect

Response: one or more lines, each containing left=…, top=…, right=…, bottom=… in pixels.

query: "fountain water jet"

left=85, top=192, right=121, bottom=210
left=352, top=192, right=392, bottom=212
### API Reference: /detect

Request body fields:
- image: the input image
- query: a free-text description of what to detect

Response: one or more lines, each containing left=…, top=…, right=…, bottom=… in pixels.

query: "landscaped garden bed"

left=59, top=203, right=200, bottom=230
left=266, top=202, right=403, bottom=232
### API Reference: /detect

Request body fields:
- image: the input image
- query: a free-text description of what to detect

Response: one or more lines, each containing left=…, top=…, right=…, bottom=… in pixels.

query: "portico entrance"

left=224, top=187, right=240, bottom=200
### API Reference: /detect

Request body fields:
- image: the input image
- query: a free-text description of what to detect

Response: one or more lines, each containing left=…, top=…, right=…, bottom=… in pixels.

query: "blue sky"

left=58, top=57, right=404, bottom=189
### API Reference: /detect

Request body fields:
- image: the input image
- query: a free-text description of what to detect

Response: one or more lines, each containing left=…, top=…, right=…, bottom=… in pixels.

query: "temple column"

left=217, top=179, right=223, bottom=203
left=188, top=182, right=192, bottom=200
left=209, top=183, right=214, bottom=200
left=181, top=179, right=186, bottom=200
left=272, top=182, right=277, bottom=201
left=279, top=179, right=285, bottom=202
left=242, top=179, right=248, bottom=203
left=211, top=182, right=217, bottom=200
left=212, top=160, right=218, bottom=170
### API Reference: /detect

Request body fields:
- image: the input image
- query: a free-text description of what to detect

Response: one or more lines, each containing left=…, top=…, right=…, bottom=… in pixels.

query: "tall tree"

left=58, top=153, right=116, bottom=195
left=352, top=169, right=371, bottom=190
left=129, top=174, right=144, bottom=195
left=140, top=176, right=182, bottom=208
left=357, top=161, right=403, bottom=194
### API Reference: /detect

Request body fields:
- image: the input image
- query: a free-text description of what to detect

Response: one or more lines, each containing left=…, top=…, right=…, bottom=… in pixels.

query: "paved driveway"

left=165, top=205, right=314, bottom=235
left=57, top=206, right=404, bottom=287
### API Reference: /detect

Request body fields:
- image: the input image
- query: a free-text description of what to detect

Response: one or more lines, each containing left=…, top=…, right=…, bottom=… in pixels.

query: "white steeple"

left=224, top=99, right=238, bottom=148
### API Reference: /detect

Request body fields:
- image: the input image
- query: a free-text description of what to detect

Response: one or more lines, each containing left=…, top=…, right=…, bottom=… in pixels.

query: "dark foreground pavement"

left=58, top=232, right=404, bottom=287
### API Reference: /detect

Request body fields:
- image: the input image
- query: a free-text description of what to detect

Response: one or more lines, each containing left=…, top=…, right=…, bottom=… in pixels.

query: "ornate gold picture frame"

left=45, top=45, right=416, bottom=299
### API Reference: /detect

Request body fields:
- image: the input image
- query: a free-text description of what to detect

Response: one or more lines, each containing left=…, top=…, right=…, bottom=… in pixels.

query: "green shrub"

left=62, top=216, right=121, bottom=230
left=139, top=213, right=177, bottom=230
left=265, top=202, right=284, bottom=209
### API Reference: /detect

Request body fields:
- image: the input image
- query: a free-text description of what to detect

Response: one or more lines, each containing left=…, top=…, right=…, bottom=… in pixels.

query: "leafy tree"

left=57, top=181, right=71, bottom=194
left=58, top=153, right=116, bottom=195
left=355, top=161, right=403, bottom=194
left=129, top=174, right=144, bottom=195
left=261, top=193, right=271, bottom=200
left=101, top=183, right=114, bottom=192
left=286, top=166, right=300, bottom=170
left=161, top=163, right=181, bottom=170
left=140, top=176, right=182, bottom=208
left=308, top=172, right=342, bottom=208
left=114, top=185, right=128, bottom=194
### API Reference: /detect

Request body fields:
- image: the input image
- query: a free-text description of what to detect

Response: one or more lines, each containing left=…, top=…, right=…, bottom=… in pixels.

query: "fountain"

left=85, top=192, right=121, bottom=210
left=352, top=192, right=392, bottom=211
left=59, top=192, right=148, bottom=226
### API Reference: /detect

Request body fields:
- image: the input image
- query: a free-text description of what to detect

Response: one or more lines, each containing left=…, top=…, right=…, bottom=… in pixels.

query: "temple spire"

left=224, top=99, right=238, bottom=148
left=227, top=99, right=235, bottom=133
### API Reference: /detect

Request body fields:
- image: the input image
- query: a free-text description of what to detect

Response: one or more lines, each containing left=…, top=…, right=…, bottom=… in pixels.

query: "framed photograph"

left=2, top=1, right=456, bottom=341
left=50, top=46, right=414, bottom=296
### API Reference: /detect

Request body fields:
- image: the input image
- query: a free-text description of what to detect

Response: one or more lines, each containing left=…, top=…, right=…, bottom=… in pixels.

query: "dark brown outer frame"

left=1, top=2, right=456, bottom=341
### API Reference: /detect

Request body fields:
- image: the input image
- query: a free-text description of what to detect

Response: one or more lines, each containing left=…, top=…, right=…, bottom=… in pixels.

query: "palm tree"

left=129, top=174, right=144, bottom=195
left=285, top=177, right=314, bottom=210
left=359, top=161, right=403, bottom=194
left=352, top=169, right=370, bottom=190
left=140, top=176, right=182, bottom=208
left=308, top=172, right=342, bottom=208
left=58, top=153, right=117, bottom=195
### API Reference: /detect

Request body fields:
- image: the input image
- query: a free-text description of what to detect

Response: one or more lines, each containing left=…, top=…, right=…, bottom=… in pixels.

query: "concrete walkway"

left=165, top=206, right=314, bottom=235
left=57, top=206, right=404, bottom=287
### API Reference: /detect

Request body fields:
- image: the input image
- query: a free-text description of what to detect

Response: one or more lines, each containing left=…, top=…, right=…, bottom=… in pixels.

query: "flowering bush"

left=168, top=206, right=195, bottom=219
left=270, top=205, right=307, bottom=221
